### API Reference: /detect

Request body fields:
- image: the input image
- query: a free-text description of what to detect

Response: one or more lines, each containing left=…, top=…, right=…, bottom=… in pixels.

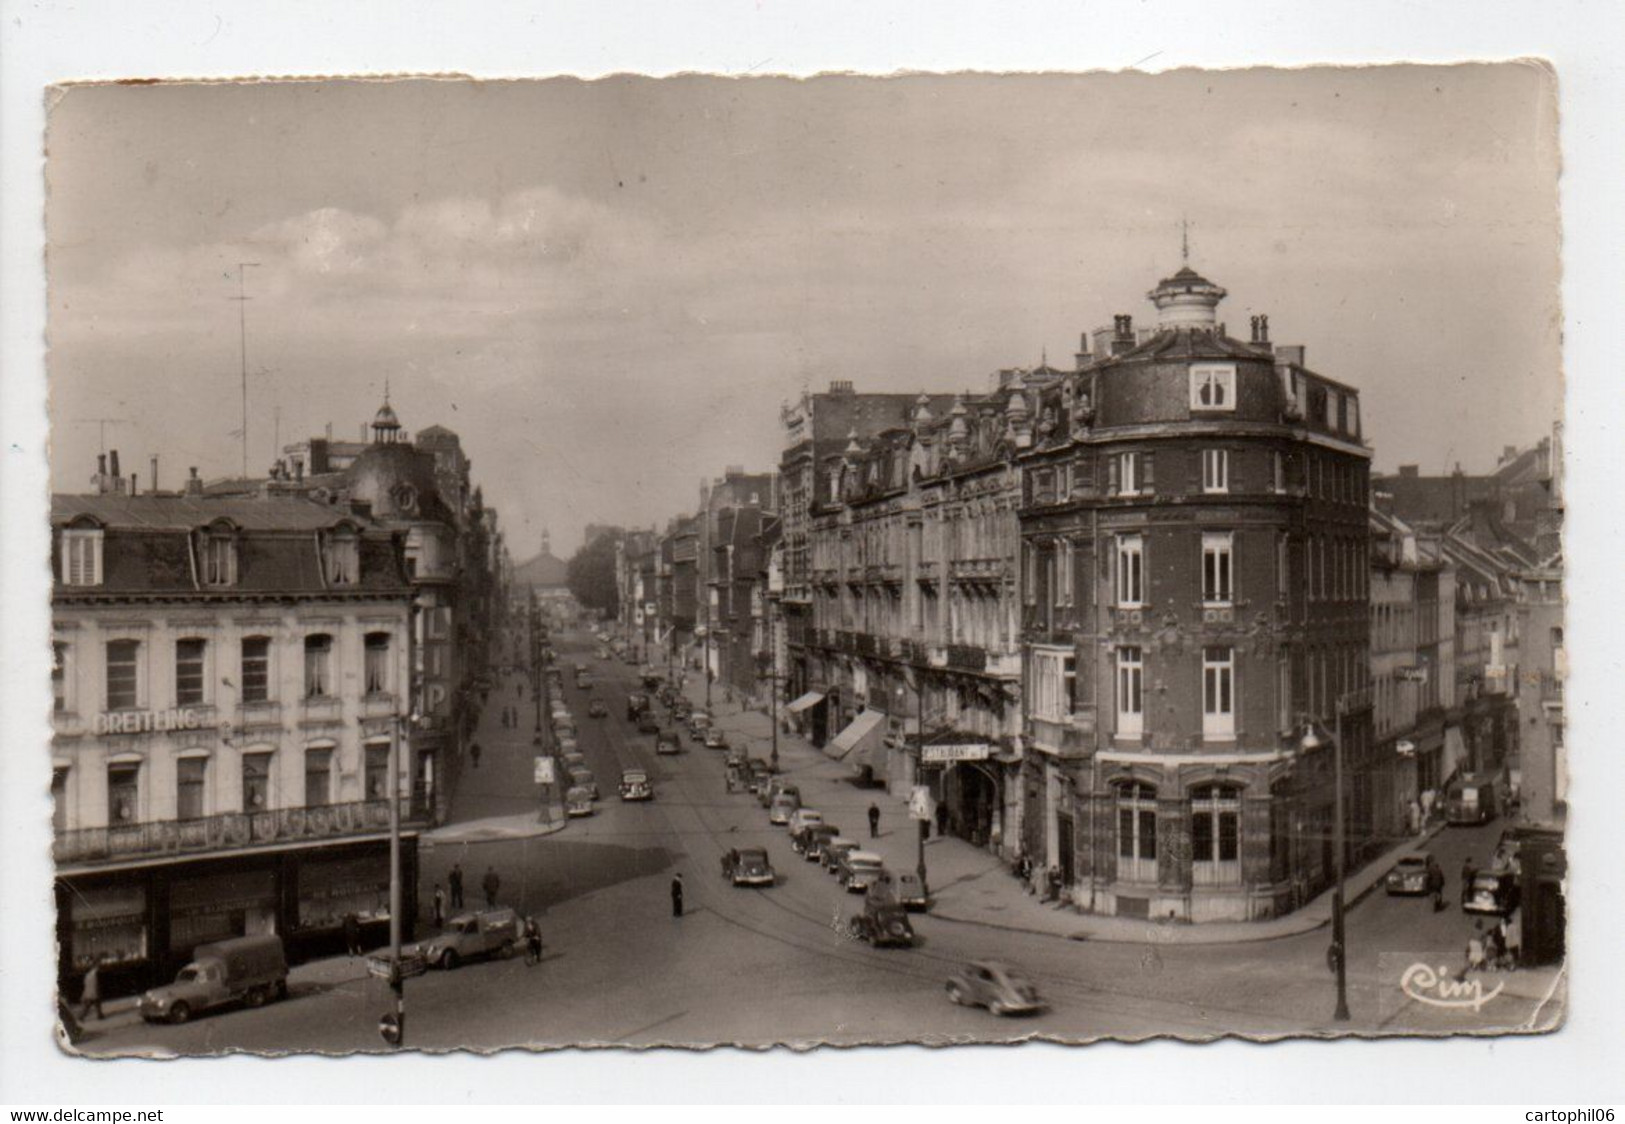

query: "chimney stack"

left=185, top=466, right=203, bottom=497
left=129, top=473, right=138, bottom=496
left=1074, top=332, right=1090, bottom=372
left=109, top=449, right=121, bottom=479
left=1250, top=314, right=1271, bottom=344
left=150, top=455, right=159, bottom=494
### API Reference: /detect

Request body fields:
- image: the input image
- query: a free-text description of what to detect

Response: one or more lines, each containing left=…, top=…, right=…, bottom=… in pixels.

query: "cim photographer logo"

left=1399, top=961, right=1504, bottom=1013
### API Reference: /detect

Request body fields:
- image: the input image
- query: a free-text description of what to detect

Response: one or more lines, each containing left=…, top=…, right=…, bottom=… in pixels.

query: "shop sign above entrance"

left=94, top=708, right=206, bottom=736
left=921, top=743, right=991, bottom=763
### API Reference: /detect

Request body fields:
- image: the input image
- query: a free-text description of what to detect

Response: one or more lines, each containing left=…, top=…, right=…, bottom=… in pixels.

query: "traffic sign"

left=534, top=756, right=556, bottom=785
left=909, top=786, right=935, bottom=821
left=378, top=1012, right=401, bottom=1046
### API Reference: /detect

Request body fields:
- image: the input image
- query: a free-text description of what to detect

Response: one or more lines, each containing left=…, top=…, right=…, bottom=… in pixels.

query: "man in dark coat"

left=482, top=866, right=501, bottom=908
left=671, top=873, right=685, bottom=917
left=449, top=863, right=465, bottom=910
left=935, top=799, right=950, bottom=839
left=343, top=912, right=363, bottom=956
left=1461, top=857, right=1479, bottom=907
left=867, top=802, right=881, bottom=839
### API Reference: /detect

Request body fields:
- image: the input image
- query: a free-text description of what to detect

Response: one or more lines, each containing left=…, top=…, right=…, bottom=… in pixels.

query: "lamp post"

left=1302, top=702, right=1351, bottom=1023
left=768, top=612, right=780, bottom=773
left=899, top=677, right=930, bottom=900
left=703, top=626, right=713, bottom=714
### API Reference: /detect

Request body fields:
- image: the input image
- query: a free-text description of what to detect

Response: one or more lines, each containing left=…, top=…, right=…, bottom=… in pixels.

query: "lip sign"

left=1400, top=962, right=1505, bottom=1013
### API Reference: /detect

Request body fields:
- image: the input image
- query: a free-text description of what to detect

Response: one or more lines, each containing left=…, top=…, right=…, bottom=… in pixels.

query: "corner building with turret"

left=1018, top=264, right=1374, bottom=922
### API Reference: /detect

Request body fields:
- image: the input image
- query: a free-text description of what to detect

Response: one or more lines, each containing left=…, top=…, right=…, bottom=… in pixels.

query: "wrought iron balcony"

left=54, top=799, right=429, bottom=867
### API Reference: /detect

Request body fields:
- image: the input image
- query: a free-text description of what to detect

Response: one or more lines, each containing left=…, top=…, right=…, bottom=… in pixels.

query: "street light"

left=1302, top=703, right=1351, bottom=1023
left=897, top=679, right=930, bottom=901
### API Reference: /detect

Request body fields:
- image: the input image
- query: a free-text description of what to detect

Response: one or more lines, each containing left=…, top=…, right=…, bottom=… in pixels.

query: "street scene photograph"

left=39, top=63, right=1565, bottom=1054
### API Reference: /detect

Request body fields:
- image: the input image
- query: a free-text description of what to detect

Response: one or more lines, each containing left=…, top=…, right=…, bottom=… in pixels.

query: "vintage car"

left=768, top=790, right=802, bottom=825
left=138, top=935, right=289, bottom=1024
left=786, top=808, right=825, bottom=837
left=721, top=847, right=776, bottom=887
left=655, top=728, right=682, bottom=755
left=1445, top=776, right=1498, bottom=826
left=1464, top=871, right=1520, bottom=916
left=794, top=823, right=839, bottom=861
left=837, top=849, right=886, bottom=894
left=672, top=700, right=694, bottom=721
left=745, top=759, right=774, bottom=794
left=1384, top=854, right=1432, bottom=896
left=588, top=698, right=609, bottom=718
left=703, top=728, right=729, bottom=750
left=574, top=674, right=594, bottom=691
left=565, top=785, right=596, bottom=817
left=636, top=712, right=662, bottom=735
left=626, top=693, right=649, bottom=719
left=887, top=870, right=929, bottom=910
left=847, top=888, right=914, bottom=948
left=823, top=837, right=860, bottom=873
left=561, top=751, right=587, bottom=771
left=945, top=960, right=1047, bottom=1015
left=404, top=908, right=520, bottom=970
left=567, top=767, right=598, bottom=800
left=759, top=777, right=800, bottom=809
left=620, top=769, right=654, bottom=801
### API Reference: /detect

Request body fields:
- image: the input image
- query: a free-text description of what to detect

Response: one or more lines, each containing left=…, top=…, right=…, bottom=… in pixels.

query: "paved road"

left=84, top=628, right=1560, bottom=1054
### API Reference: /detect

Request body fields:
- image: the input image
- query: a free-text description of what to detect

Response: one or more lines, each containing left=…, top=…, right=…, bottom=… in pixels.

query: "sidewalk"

left=687, top=685, right=1450, bottom=946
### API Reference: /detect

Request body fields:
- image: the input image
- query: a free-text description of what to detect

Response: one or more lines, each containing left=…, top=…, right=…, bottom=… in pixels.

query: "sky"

left=45, top=65, right=1561, bottom=560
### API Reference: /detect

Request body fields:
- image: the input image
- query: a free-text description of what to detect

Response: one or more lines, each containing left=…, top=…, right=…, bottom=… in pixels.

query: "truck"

left=404, top=908, right=521, bottom=970
left=1445, top=775, right=1498, bottom=826
left=138, top=934, right=288, bottom=1024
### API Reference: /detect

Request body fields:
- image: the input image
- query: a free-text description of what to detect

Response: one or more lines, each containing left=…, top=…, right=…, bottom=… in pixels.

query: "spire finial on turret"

left=1181, top=215, right=1189, bottom=265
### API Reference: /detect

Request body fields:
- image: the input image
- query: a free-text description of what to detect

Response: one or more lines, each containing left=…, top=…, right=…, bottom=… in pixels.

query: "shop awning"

left=851, top=728, right=892, bottom=775
left=786, top=691, right=826, bottom=714
left=825, top=708, right=887, bottom=761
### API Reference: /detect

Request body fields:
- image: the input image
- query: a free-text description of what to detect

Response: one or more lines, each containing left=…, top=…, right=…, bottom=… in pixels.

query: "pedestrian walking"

left=1460, top=857, right=1478, bottom=907
left=1463, top=921, right=1487, bottom=977
left=1504, top=906, right=1523, bottom=969
left=1044, top=864, right=1063, bottom=904
left=524, top=917, right=543, bottom=965
left=867, top=802, right=880, bottom=839
left=78, top=962, right=103, bottom=1022
left=935, top=800, right=950, bottom=839
left=671, top=873, right=685, bottom=917
left=449, top=863, right=465, bottom=910
left=1426, top=856, right=1445, bottom=912
left=343, top=912, right=363, bottom=956
left=482, top=866, right=500, bottom=908
left=432, top=884, right=446, bottom=929
left=1487, top=918, right=1508, bottom=969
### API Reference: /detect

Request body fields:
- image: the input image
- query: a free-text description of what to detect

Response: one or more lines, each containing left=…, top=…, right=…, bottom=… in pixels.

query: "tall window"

left=304, top=748, right=333, bottom=806
left=1021, top=543, right=1037, bottom=605
left=1114, top=534, right=1144, bottom=608
left=176, top=758, right=206, bottom=820
left=1201, top=448, right=1229, bottom=494
left=105, top=639, right=140, bottom=710
left=1056, top=540, right=1074, bottom=607
left=52, top=642, right=67, bottom=714
left=1277, top=656, right=1293, bottom=733
left=202, top=535, right=237, bottom=587
left=327, top=531, right=359, bottom=586
left=1202, top=533, right=1234, bottom=605
left=1202, top=645, right=1235, bottom=739
left=304, top=635, right=333, bottom=698
left=108, top=763, right=140, bottom=824
left=1115, top=646, right=1144, bottom=737
left=1276, top=534, right=1291, bottom=600
left=241, top=637, right=270, bottom=704
left=1112, top=452, right=1141, bottom=497
left=1116, top=782, right=1158, bottom=883
left=1030, top=648, right=1076, bottom=722
left=1271, top=451, right=1286, bottom=494
left=1191, top=784, right=1242, bottom=886
left=60, top=529, right=103, bottom=587
left=364, top=632, right=391, bottom=695
left=175, top=638, right=206, bottom=707
left=364, top=743, right=390, bottom=801
left=1190, top=363, right=1236, bottom=411
left=242, top=753, right=272, bottom=811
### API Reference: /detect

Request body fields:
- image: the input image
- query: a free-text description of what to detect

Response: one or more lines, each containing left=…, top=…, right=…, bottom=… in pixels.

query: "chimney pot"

left=97, top=453, right=107, bottom=476
left=129, top=473, right=138, bottom=496
left=109, top=449, right=120, bottom=479
left=150, top=455, right=159, bottom=494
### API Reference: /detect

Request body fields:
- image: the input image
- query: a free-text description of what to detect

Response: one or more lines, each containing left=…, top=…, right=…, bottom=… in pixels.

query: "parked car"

left=787, top=808, right=825, bottom=837
left=847, top=891, right=914, bottom=948
left=722, top=847, right=776, bottom=887
left=655, top=729, right=682, bottom=755
left=138, top=935, right=288, bottom=1024
left=673, top=700, right=693, bottom=721
left=565, top=785, right=596, bottom=817
left=1384, top=854, right=1432, bottom=896
left=725, top=748, right=749, bottom=771
left=1464, top=870, right=1520, bottom=916
left=746, top=759, right=774, bottom=794
left=688, top=713, right=713, bottom=740
left=760, top=777, right=800, bottom=809
left=626, top=693, right=649, bottom=719
left=588, top=699, right=608, bottom=718
left=823, top=836, right=860, bottom=873
left=704, top=728, right=729, bottom=750
left=945, top=960, right=1046, bottom=1015
left=837, top=850, right=886, bottom=893
left=561, top=751, right=586, bottom=770
left=568, top=767, right=598, bottom=800
left=795, top=823, right=839, bottom=860
left=888, top=870, right=929, bottom=910
left=636, top=712, right=661, bottom=735
left=404, top=909, right=521, bottom=970
left=620, top=769, right=654, bottom=801
left=769, top=790, right=801, bottom=825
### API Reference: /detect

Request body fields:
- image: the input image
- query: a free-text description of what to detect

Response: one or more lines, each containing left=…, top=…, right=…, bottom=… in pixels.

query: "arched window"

left=1115, top=781, right=1158, bottom=883
left=1191, top=784, right=1243, bottom=886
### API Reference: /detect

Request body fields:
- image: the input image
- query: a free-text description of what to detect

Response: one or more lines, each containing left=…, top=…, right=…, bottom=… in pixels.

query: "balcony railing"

left=55, top=799, right=426, bottom=866
left=946, top=643, right=988, bottom=673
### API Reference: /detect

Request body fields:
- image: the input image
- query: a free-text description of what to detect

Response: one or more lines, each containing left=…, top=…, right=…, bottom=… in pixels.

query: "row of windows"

left=56, top=529, right=363, bottom=589
left=59, top=746, right=392, bottom=829
left=1026, top=448, right=1367, bottom=507
left=54, top=633, right=394, bottom=713
left=1114, top=645, right=1236, bottom=739
left=1114, top=781, right=1246, bottom=885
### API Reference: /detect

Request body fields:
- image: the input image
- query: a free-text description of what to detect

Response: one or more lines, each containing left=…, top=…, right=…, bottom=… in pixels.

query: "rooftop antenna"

left=74, top=416, right=126, bottom=457
left=230, top=262, right=262, bottom=480
left=1181, top=215, right=1190, bottom=265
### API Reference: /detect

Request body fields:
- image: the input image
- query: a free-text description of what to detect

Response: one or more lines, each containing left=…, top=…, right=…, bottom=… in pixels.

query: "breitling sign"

left=94, top=708, right=206, bottom=736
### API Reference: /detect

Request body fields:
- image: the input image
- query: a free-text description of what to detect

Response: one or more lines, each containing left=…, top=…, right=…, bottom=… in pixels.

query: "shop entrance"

left=943, top=762, right=999, bottom=849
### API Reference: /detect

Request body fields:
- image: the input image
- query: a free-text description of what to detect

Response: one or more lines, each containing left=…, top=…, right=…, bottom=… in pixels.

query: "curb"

left=426, top=817, right=570, bottom=845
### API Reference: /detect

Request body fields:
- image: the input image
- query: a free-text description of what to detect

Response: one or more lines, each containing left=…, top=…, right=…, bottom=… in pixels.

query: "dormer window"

left=60, top=528, right=103, bottom=586
left=202, top=534, right=238, bottom=587
left=1190, top=363, right=1236, bottom=411
left=326, top=528, right=359, bottom=586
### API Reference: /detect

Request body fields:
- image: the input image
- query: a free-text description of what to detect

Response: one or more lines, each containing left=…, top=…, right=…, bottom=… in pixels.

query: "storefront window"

left=68, top=884, right=148, bottom=970
left=170, top=869, right=277, bottom=954
left=297, top=854, right=390, bottom=932
left=1115, top=781, right=1158, bottom=883
left=1191, top=784, right=1242, bottom=886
